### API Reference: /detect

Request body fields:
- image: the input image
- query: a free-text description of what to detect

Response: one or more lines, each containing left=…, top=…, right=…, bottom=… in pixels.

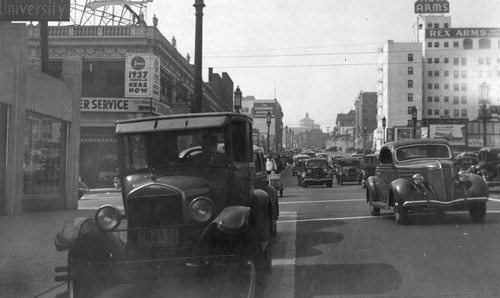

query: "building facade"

left=353, top=91, right=377, bottom=151
left=27, top=22, right=233, bottom=187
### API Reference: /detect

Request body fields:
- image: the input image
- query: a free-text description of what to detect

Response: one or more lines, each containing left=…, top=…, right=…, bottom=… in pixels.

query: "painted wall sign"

left=414, top=0, right=449, bottom=14
left=125, top=53, right=160, bottom=100
left=0, top=0, right=70, bottom=21
left=426, top=28, right=500, bottom=38
left=81, top=97, right=170, bottom=115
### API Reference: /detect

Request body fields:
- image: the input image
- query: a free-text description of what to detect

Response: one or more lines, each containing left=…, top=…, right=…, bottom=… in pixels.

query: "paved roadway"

left=79, top=166, right=500, bottom=298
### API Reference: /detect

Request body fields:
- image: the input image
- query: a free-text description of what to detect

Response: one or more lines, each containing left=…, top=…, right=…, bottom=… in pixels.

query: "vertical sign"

left=125, top=53, right=160, bottom=100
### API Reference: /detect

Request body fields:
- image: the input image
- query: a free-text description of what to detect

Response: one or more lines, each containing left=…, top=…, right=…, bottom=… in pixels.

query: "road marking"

left=279, top=199, right=365, bottom=204
left=267, top=211, right=296, bottom=297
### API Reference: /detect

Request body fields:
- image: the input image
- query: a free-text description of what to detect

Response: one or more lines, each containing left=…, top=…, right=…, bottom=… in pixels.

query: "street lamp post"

left=382, top=116, right=386, bottom=144
left=233, top=86, right=242, bottom=113
left=364, top=125, right=367, bottom=153
left=480, top=82, right=490, bottom=147
left=266, top=111, right=272, bottom=154
left=412, top=106, right=417, bottom=139
left=192, top=0, right=205, bottom=113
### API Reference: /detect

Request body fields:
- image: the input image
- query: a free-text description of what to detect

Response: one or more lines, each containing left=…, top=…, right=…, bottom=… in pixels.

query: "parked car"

left=337, top=156, right=362, bottom=185
left=54, top=112, right=275, bottom=297
left=358, top=153, right=378, bottom=188
left=456, top=151, right=479, bottom=171
left=470, top=147, right=500, bottom=187
left=300, top=158, right=333, bottom=188
left=292, top=154, right=310, bottom=176
left=366, top=139, right=488, bottom=225
left=296, top=158, right=308, bottom=185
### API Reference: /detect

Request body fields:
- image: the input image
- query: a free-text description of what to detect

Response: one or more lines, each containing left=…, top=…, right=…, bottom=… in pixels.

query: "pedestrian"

left=266, top=158, right=274, bottom=174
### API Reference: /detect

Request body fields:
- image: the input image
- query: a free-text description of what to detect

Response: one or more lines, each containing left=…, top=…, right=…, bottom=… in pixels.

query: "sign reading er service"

left=0, top=0, right=70, bottom=21
left=125, top=53, right=160, bottom=100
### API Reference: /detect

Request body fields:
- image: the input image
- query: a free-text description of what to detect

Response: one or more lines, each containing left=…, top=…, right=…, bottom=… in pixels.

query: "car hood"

left=396, top=159, right=454, bottom=170
left=124, top=174, right=211, bottom=198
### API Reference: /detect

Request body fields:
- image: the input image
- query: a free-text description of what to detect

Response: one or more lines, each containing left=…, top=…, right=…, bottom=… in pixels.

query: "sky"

left=146, top=0, right=500, bottom=130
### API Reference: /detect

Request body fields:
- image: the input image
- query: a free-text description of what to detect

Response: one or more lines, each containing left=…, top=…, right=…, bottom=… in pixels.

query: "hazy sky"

left=147, top=0, right=500, bottom=130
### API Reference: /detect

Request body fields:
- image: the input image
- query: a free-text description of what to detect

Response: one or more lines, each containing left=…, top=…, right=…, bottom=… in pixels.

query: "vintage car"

left=456, top=151, right=479, bottom=171
left=336, top=156, right=362, bottom=185
left=470, top=147, right=500, bottom=187
left=366, top=139, right=489, bottom=225
left=300, top=158, right=333, bottom=187
left=292, top=154, right=310, bottom=176
left=54, top=113, right=276, bottom=297
left=296, top=158, right=308, bottom=185
left=358, top=153, right=379, bottom=188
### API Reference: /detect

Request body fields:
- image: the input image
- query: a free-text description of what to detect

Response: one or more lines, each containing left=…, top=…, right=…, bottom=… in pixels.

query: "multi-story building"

left=353, top=91, right=377, bottom=151
left=334, top=110, right=356, bottom=152
left=26, top=22, right=233, bottom=187
left=377, top=2, right=500, bottom=150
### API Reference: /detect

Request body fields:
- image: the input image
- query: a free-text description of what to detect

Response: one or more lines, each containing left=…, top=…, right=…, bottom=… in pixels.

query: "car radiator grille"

left=426, top=165, right=454, bottom=201
left=312, top=167, right=324, bottom=179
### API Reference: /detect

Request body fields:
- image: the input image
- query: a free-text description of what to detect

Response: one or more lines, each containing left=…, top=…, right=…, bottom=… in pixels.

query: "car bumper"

left=402, top=196, right=488, bottom=209
left=303, top=178, right=331, bottom=184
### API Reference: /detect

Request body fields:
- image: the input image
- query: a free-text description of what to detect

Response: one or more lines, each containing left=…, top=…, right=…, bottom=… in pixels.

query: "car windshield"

left=395, top=144, right=452, bottom=161
left=306, top=159, right=328, bottom=167
left=119, top=128, right=226, bottom=172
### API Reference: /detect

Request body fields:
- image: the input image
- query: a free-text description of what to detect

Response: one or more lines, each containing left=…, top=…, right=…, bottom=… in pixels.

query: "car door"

left=375, top=148, right=399, bottom=203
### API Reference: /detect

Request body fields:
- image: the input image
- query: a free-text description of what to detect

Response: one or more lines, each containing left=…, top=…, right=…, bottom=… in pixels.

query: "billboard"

left=429, top=124, right=465, bottom=146
left=125, top=53, right=160, bottom=100
left=426, top=28, right=500, bottom=39
left=414, top=0, right=449, bottom=14
left=253, top=102, right=275, bottom=118
left=0, top=0, right=70, bottom=21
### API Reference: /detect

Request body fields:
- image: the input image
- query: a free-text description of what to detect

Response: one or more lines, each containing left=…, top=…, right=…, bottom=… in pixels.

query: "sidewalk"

left=0, top=202, right=105, bottom=297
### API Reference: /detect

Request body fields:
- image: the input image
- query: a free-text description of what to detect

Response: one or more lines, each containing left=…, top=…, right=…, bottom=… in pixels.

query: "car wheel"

left=368, top=192, right=380, bottom=216
left=469, top=202, right=486, bottom=223
left=394, top=202, right=408, bottom=225
left=279, top=189, right=283, bottom=197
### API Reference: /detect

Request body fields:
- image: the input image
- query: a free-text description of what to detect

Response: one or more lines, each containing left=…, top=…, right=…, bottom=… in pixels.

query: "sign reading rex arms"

left=0, top=0, right=70, bottom=21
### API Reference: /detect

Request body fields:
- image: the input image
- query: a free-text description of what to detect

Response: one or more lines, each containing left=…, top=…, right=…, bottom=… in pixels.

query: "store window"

left=24, top=112, right=67, bottom=197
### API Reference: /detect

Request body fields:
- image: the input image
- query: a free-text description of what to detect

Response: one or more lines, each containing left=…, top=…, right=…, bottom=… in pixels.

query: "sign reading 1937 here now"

left=0, top=0, right=70, bottom=21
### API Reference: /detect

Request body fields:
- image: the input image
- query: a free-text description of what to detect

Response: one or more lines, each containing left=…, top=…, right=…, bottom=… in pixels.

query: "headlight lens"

left=412, top=174, right=425, bottom=185
left=189, top=197, right=214, bottom=223
left=458, top=170, right=471, bottom=182
left=95, top=205, right=122, bottom=231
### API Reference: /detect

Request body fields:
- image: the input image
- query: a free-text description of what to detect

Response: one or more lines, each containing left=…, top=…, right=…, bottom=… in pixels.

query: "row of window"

left=426, top=96, right=468, bottom=104
left=427, top=38, right=498, bottom=49
left=426, top=69, right=500, bottom=78
left=427, top=83, right=468, bottom=91
left=427, top=57, right=500, bottom=65
left=427, top=109, right=467, bottom=117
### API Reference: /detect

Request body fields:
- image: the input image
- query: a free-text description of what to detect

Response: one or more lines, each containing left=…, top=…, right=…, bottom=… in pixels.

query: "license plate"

left=138, top=228, right=180, bottom=247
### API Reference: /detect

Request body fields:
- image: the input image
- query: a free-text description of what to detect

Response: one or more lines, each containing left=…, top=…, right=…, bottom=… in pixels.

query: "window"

left=444, top=42, right=449, bottom=48
left=453, top=41, right=459, bottom=48
left=444, top=23, right=449, bottom=28
left=408, top=80, right=413, bottom=88
left=461, top=96, right=467, bottom=104
left=479, top=57, right=484, bottom=65
left=428, top=109, right=433, bottom=116
left=408, top=53, right=413, bottom=62
left=434, top=23, right=439, bottom=28
left=444, top=70, right=449, bottom=77
left=453, top=58, right=459, bottom=65
left=461, top=83, right=467, bottom=91
left=444, top=57, right=449, bottom=63
left=434, top=96, right=440, bottom=102
left=454, top=71, right=459, bottom=78
left=434, top=109, right=440, bottom=116
left=434, top=83, right=439, bottom=89
left=428, top=71, right=433, bottom=77
left=428, top=42, right=433, bottom=48
left=428, top=58, right=433, bottom=64
left=444, top=83, right=449, bottom=90
left=408, top=67, right=414, bottom=75
left=479, top=38, right=491, bottom=49
left=24, top=112, right=67, bottom=196
left=453, top=84, right=459, bottom=91
left=464, top=38, right=473, bottom=49
left=453, top=96, right=459, bottom=104
left=461, top=109, right=468, bottom=117
left=444, top=96, right=449, bottom=102
left=434, top=71, right=439, bottom=76
left=408, top=93, right=413, bottom=101
left=427, top=96, right=433, bottom=103
left=434, top=42, right=439, bottom=48
left=454, top=109, right=459, bottom=117
left=461, top=71, right=467, bottom=78
left=486, top=57, right=491, bottom=65
left=461, top=58, right=467, bottom=65
left=434, top=57, right=440, bottom=63
left=444, top=109, right=449, bottom=116
left=428, top=83, right=433, bottom=90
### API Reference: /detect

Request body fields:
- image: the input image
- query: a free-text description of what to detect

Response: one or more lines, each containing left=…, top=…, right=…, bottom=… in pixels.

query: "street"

left=79, top=166, right=500, bottom=297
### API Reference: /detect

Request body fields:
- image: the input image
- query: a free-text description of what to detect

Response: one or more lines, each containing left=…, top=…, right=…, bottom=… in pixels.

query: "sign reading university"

left=426, top=28, right=500, bottom=39
left=414, top=0, right=449, bottom=14
left=125, top=53, right=160, bottom=100
left=0, top=0, right=70, bottom=21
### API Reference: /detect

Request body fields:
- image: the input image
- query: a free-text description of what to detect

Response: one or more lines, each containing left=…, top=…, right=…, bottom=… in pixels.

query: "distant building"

left=334, top=110, right=356, bottom=152
left=354, top=91, right=377, bottom=151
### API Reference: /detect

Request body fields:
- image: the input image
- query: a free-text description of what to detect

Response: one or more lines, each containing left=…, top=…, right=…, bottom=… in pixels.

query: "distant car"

left=300, top=158, right=333, bottom=187
left=456, top=151, right=478, bottom=171
left=358, top=153, right=378, bottom=188
left=471, top=147, right=500, bottom=187
left=337, top=156, right=362, bottom=185
left=302, top=151, right=316, bottom=158
left=292, top=154, right=310, bottom=176
left=366, top=139, right=488, bottom=225
left=315, top=153, right=329, bottom=162
left=296, top=158, right=308, bottom=185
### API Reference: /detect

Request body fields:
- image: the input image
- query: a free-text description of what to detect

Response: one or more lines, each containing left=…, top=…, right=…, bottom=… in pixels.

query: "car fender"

left=212, top=206, right=251, bottom=235
left=366, top=176, right=380, bottom=203
left=262, top=186, right=278, bottom=220
left=252, top=189, right=271, bottom=241
left=390, top=178, right=414, bottom=205
left=466, top=173, right=489, bottom=197
left=55, top=217, right=122, bottom=253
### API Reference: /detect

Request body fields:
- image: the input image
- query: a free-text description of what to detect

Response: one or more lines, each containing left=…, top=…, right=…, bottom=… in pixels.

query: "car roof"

left=382, top=138, right=450, bottom=151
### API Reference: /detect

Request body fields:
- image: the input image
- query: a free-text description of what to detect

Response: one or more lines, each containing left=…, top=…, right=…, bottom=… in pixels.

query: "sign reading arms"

left=0, top=0, right=70, bottom=21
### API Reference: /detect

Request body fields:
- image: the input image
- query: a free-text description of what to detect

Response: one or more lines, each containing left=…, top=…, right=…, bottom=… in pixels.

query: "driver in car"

left=196, top=134, right=224, bottom=164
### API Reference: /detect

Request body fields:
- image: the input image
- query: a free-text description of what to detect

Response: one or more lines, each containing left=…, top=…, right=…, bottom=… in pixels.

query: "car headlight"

left=95, top=205, right=122, bottom=231
left=458, top=170, right=471, bottom=182
left=189, top=197, right=214, bottom=223
left=412, top=174, right=425, bottom=186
